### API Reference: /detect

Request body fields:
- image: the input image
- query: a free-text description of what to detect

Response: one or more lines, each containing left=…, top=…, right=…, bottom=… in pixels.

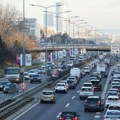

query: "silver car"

left=40, top=89, right=55, bottom=103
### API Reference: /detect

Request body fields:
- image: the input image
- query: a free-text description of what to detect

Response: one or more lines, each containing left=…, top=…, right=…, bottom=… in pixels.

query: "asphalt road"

left=12, top=66, right=111, bottom=120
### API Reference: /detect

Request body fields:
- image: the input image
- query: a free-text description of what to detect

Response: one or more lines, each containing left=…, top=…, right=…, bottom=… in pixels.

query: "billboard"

left=25, top=54, right=32, bottom=66
left=40, top=52, right=46, bottom=62
left=111, top=43, right=120, bottom=54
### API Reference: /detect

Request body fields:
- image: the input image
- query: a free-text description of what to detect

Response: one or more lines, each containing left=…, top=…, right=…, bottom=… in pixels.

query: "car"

left=55, top=83, right=68, bottom=93
left=101, top=71, right=107, bottom=78
left=0, top=81, right=10, bottom=91
left=90, top=79, right=102, bottom=91
left=83, top=66, right=91, bottom=74
left=59, top=80, right=69, bottom=89
left=111, top=82, right=120, bottom=87
left=67, top=79, right=77, bottom=89
left=103, top=110, right=120, bottom=120
left=3, top=83, right=19, bottom=94
left=29, top=69, right=38, bottom=76
left=83, top=82, right=93, bottom=88
left=93, top=72, right=102, bottom=81
left=106, top=91, right=119, bottom=98
left=67, top=76, right=78, bottom=85
left=84, top=96, right=104, bottom=112
left=105, top=95, right=120, bottom=108
left=79, top=86, right=94, bottom=99
left=111, top=85, right=120, bottom=92
left=66, top=60, right=74, bottom=67
left=30, top=74, right=42, bottom=83
left=108, top=103, right=120, bottom=110
left=59, top=111, right=80, bottom=120
left=40, top=89, right=55, bottom=103
left=24, top=71, right=30, bottom=80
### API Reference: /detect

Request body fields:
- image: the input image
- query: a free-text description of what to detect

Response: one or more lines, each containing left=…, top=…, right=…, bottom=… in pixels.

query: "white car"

left=83, top=82, right=93, bottom=88
left=29, top=69, right=38, bottom=76
left=24, top=71, right=30, bottom=80
left=83, top=66, right=91, bottom=74
left=55, top=83, right=68, bottom=93
left=105, top=95, right=120, bottom=108
left=103, top=110, right=120, bottom=120
left=79, top=86, right=94, bottom=99
left=59, top=80, right=69, bottom=89
left=108, top=103, right=120, bottom=111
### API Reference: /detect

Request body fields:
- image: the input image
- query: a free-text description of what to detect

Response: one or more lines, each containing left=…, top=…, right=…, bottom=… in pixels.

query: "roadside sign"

left=111, top=43, right=120, bottom=54
left=20, top=82, right=28, bottom=90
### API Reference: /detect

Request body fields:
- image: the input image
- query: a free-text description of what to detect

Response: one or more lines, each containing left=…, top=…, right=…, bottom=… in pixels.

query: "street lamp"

left=71, top=19, right=84, bottom=56
left=30, top=3, right=61, bottom=77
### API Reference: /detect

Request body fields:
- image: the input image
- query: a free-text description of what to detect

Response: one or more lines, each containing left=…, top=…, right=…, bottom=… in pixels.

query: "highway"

left=11, top=65, right=111, bottom=120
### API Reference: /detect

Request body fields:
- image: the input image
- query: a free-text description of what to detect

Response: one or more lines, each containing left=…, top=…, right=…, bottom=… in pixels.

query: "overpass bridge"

left=30, top=44, right=110, bottom=53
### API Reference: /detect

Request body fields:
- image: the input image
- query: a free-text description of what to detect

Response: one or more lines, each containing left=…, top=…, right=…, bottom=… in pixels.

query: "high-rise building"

left=44, top=13, right=54, bottom=28
left=24, top=18, right=40, bottom=40
left=56, top=1, right=64, bottom=33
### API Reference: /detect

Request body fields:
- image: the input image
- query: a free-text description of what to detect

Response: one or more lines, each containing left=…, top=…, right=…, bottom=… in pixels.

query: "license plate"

left=65, top=119, right=71, bottom=120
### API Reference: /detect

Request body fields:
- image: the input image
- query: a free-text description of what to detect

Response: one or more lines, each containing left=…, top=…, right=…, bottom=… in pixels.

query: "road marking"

left=56, top=112, right=62, bottom=118
left=65, top=103, right=70, bottom=108
left=72, top=96, right=76, bottom=100
left=77, top=90, right=79, bottom=93
left=12, top=102, right=39, bottom=120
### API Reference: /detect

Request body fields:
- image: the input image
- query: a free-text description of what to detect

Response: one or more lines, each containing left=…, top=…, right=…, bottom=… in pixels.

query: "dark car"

left=0, top=81, right=10, bottom=91
left=90, top=79, right=102, bottom=91
left=101, top=71, right=107, bottom=78
left=30, top=74, right=42, bottom=83
left=3, top=83, right=19, bottom=94
left=67, top=79, right=76, bottom=89
left=59, top=111, right=80, bottom=120
left=84, top=96, right=104, bottom=112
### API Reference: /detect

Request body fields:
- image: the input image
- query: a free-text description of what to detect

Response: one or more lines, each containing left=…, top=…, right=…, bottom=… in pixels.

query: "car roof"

left=81, top=86, right=92, bottom=88
left=87, top=96, right=100, bottom=99
left=84, top=82, right=92, bottom=84
left=61, top=111, right=77, bottom=115
left=107, top=95, right=119, bottom=98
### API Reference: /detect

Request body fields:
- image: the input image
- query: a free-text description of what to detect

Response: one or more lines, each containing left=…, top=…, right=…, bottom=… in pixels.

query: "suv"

left=30, top=74, right=42, bottom=83
left=90, top=79, right=102, bottom=91
left=40, top=89, right=55, bottom=103
left=79, top=86, right=94, bottom=99
left=59, top=111, right=80, bottom=120
left=84, top=96, right=104, bottom=112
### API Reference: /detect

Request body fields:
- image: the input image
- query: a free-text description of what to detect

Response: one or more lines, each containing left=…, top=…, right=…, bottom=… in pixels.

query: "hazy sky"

left=1, top=0, right=120, bottom=30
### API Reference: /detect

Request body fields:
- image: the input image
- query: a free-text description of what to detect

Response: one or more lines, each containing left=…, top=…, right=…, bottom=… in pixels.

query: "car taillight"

left=59, top=117, right=64, bottom=120
left=73, top=117, right=78, bottom=120
left=96, top=100, right=101, bottom=105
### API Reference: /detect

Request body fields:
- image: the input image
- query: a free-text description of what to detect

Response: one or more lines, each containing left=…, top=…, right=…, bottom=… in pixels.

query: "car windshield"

left=67, top=80, right=74, bottom=83
left=109, top=106, right=120, bottom=110
left=82, top=88, right=91, bottom=91
left=91, top=81, right=100, bottom=84
left=108, top=98, right=119, bottom=100
left=107, top=111, right=120, bottom=115
left=61, top=113, right=76, bottom=117
left=31, top=75, right=39, bottom=77
left=42, top=91, right=53, bottom=95
left=84, top=84, right=92, bottom=87
left=87, top=98, right=99, bottom=102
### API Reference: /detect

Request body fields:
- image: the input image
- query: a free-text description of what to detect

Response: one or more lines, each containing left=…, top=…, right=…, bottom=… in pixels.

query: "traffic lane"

left=0, top=74, right=48, bottom=102
left=14, top=67, right=107, bottom=120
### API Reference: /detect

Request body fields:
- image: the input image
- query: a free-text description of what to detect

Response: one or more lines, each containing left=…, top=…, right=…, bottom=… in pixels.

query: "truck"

left=96, top=62, right=107, bottom=78
left=97, top=62, right=106, bottom=72
left=4, top=67, right=23, bottom=83
left=70, top=67, right=81, bottom=82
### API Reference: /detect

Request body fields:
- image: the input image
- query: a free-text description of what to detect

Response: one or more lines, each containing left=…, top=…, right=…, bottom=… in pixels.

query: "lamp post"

left=72, top=19, right=84, bottom=56
left=30, top=4, right=60, bottom=77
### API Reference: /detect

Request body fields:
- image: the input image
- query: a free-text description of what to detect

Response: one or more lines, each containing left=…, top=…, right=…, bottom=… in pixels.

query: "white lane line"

left=65, top=103, right=70, bottom=108
left=77, top=90, right=79, bottom=93
left=72, top=96, right=76, bottom=100
left=56, top=112, right=62, bottom=118
left=12, top=102, right=39, bottom=120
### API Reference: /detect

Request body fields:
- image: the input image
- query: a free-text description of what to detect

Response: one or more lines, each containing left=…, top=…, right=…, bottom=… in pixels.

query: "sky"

left=1, top=0, right=120, bottom=33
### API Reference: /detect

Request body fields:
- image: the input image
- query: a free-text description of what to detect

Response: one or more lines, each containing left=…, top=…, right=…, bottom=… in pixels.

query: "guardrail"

left=0, top=58, right=93, bottom=119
